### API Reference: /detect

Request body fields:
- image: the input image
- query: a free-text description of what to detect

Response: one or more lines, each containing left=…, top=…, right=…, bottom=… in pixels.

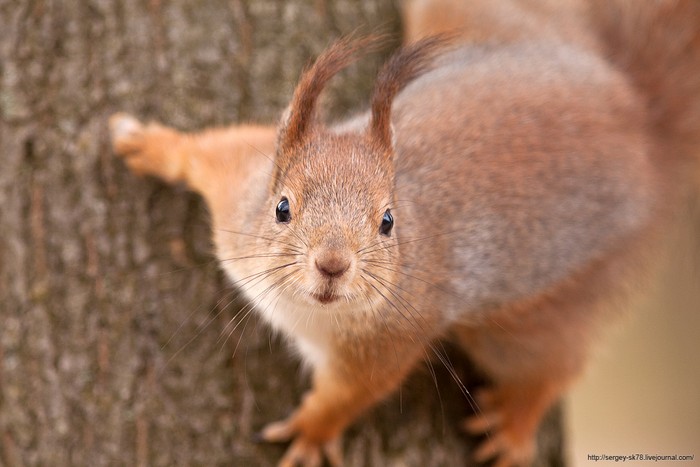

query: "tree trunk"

left=0, top=1, right=564, bottom=465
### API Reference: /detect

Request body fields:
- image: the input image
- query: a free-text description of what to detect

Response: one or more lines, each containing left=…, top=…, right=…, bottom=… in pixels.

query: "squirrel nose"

left=315, top=254, right=351, bottom=279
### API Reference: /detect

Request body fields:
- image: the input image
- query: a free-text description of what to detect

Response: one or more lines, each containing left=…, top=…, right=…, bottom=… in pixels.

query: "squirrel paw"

left=109, top=112, right=144, bottom=142
left=108, top=113, right=184, bottom=183
left=258, top=417, right=343, bottom=467
left=462, top=388, right=538, bottom=467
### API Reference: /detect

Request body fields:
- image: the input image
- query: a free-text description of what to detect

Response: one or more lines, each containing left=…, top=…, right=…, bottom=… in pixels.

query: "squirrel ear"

left=369, top=35, right=450, bottom=151
left=277, top=35, right=383, bottom=156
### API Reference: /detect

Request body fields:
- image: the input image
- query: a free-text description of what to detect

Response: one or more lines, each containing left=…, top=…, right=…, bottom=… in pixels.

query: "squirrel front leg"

left=108, top=113, right=276, bottom=212
left=259, top=340, right=425, bottom=467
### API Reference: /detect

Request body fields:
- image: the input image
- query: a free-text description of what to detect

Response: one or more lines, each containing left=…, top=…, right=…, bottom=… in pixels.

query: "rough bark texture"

left=0, top=1, right=564, bottom=465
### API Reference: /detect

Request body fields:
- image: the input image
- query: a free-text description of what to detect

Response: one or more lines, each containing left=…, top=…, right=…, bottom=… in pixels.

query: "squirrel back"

left=405, top=0, right=700, bottom=175
left=385, top=39, right=656, bottom=314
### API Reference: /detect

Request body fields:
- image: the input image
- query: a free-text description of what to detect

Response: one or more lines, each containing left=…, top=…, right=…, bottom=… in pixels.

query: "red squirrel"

left=109, top=1, right=700, bottom=465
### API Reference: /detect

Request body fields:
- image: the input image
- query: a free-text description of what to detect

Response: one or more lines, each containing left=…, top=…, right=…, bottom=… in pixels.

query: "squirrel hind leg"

left=462, top=379, right=567, bottom=467
left=453, top=303, right=590, bottom=466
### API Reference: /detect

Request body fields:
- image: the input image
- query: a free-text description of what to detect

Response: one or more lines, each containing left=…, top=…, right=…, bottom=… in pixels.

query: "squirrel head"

left=254, top=36, right=445, bottom=308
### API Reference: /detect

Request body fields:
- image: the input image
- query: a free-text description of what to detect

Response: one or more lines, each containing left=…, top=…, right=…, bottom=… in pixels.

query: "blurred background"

left=568, top=198, right=700, bottom=466
left=0, top=1, right=697, bottom=466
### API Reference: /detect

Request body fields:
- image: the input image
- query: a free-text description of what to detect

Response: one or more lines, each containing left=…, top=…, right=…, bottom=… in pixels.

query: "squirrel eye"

left=379, top=209, right=393, bottom=236
left=276, top=197, right=291, bottom=223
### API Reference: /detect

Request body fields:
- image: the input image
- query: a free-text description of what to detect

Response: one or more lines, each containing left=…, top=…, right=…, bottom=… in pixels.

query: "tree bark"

left=0, top=1, right=564, bottom=465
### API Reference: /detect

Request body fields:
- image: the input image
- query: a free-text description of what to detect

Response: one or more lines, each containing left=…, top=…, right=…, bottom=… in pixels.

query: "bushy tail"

left=590, top=0, right=700, bottom=147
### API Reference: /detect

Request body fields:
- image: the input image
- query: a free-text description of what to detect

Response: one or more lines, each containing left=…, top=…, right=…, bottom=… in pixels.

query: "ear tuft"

left=278, top=35, right=386, bottom=155
left=369, top=35, right=454, bottom=150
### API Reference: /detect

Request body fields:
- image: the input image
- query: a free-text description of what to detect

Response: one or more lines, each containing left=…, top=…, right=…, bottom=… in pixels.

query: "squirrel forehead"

left=283, top=135, right=394, bottom=196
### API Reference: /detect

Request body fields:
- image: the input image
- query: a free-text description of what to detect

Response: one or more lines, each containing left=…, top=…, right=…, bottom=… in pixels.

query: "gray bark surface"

left=0, top=1, right=564, bottom=465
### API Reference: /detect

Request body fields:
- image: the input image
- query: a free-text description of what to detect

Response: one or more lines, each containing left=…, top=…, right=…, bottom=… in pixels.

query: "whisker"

left=360, top=272, right=422, bottom=339
left=219, top=266, right=300, bottom=351
left=359, top=230, right=462, bottom=256
left=360, top=273, right=438, bottom=417
left=363, top=269, right=482, bottom=421
left=363, top=269, right=430, bottom=331
left=263, top=273, right=303, bottom=335
left=283, top=222, right=310, bottom=249
left=219, top=271, right=296, bottom=359
left=422, top=346, right=446, bottom=434
left=245, top=141, right=281, bottom=172
left=262, top=212, right=311, bottom=250
left=428, top=342, right=483, bottom=424
left=162, top=289, right=239, bottom=370
left=211, top=262, right=301, bottom=350
left=161, top=282, right=235, bottom=351
left=356, top=237, right=396, bottom=255
left=216, top=228, right=303, bottom=251
left=156, top=257, right=221, bottom=277
left=362, top=259, right=521, bottom=343
left=227, top=261, right=300, bottom=290
left=218, top=251, right=302, bottom=264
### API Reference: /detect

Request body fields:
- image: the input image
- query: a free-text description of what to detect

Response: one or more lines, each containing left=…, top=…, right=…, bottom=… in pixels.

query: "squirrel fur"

left=109, top=1, right=700, bottom=465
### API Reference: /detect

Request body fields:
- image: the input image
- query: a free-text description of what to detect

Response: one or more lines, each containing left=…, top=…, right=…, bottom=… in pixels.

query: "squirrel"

left=109, top=1, right=700, bottom=466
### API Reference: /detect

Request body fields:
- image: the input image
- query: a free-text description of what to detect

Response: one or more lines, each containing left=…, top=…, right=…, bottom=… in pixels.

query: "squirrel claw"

left=462, top=388, right=501, bottom=434
left=277, top=437, right=343, bottom=467
left=258, top=417, right=343, bottom=467
left=278, top=438, right=322, bottom=467
left=108, top=112, right=149, bottom=166
left=259, top=417, right=297, bottom=443
left=461, top=387, right=537, bottom=467
left=462, top=410, right=501, bottom=434
left=471, top=433, right=535, bottom=467
left=109, top=113, right=144, bottom=143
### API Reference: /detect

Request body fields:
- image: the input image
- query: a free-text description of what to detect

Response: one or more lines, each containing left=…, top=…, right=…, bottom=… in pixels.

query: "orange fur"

left=110, top=1, right=700, bottom=466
